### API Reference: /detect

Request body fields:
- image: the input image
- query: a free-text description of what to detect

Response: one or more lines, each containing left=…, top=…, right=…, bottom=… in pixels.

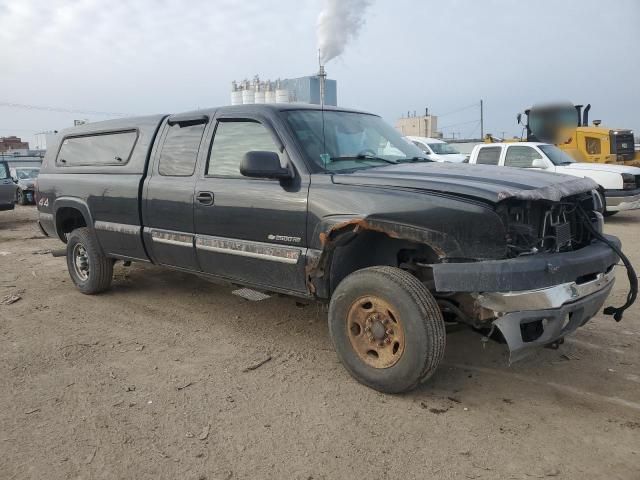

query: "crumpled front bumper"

left=483, top=268, right=615, bottom=361
left=431, top=237, right=620, bottom=361
left=432, top=236, right=619, bottom=293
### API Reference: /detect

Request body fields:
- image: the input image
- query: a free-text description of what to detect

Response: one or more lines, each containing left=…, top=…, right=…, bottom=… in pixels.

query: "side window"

left=0, top=163, right=7, bottom=179
left=207, top=121, right=281, bottom=177
left=57, top=131, right=138, bottom=166
left=158, top=123, right=206, bottom=176
left=504, top=146, right=542, bottom=168
left=412, top=141, right=427, bottom=152
left=475, top=146, right=501, bottom=165
left=585, top=136, right=601, bottom=154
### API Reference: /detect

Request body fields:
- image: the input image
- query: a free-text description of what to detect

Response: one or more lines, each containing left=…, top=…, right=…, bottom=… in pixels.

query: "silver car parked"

left=10, top=166, right=40, bottom=205
left=0, top=161, right=17, bottom=211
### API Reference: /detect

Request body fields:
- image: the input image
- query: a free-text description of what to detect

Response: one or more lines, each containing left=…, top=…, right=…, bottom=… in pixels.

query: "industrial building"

left=230, top=75, right=337, bottom=106
left=395, top=111, right=439, bottom=138
left=0, top=136, right=29, bottom=154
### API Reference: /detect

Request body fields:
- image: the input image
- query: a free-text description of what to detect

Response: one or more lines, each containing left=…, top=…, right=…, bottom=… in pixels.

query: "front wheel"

left=16, top=189, right=27, bottom=205
left=66, top=227, right=114, bottom=294
left=596, top=191, right=617, bottom=217
left=328, top=266, right=446, bottom=393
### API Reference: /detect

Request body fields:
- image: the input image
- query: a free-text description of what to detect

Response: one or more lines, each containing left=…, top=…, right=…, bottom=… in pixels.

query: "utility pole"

left=480, top=99, right=484, bottom=140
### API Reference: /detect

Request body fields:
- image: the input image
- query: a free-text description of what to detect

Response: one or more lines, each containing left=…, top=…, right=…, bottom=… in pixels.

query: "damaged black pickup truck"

left=35, top=104, right=636, bottom=393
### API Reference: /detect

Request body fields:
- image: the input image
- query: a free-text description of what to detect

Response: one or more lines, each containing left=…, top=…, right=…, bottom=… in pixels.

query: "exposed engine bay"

left=497, top=192, right=601, bottom=258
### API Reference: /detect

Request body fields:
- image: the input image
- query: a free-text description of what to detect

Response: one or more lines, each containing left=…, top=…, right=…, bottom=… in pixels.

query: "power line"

left=438, top=119, right=480, bottom=130
left=0, top=101, right=133, bottom=117
left=435, top=102, right=479, bottom=118
left=468, top=121, right=482, bottom=139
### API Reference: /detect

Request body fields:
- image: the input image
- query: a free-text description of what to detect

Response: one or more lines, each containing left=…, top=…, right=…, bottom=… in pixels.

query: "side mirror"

left=531, top=158, right=547, bottom=169
left=240, top=151, right=292, bottom=179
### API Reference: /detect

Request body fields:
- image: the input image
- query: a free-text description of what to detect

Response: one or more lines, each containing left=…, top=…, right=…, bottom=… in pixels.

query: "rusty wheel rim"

left=346, top=295, right=405, bottom=369
left=72, top=243, right=90, bottom=281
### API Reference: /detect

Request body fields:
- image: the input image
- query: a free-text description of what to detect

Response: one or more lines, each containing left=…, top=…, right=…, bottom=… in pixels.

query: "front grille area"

left=553, top=222, right=572, bottom=247
left=610, top=131, right=635, bottom=161
left=498, top=193, right=596, bottom=258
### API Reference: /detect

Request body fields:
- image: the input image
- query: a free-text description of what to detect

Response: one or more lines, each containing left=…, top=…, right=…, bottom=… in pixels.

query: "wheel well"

left=55, top=207, right=87, bottom=242
left=328, top=230, right=440, bottom=294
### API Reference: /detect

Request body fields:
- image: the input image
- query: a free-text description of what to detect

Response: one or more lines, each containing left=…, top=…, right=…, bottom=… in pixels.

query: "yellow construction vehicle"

left=516, top=103, right=639, bottom=165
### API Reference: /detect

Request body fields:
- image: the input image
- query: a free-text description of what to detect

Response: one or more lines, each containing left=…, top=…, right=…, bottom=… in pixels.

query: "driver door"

left=193, top=114, right=309, bottom=293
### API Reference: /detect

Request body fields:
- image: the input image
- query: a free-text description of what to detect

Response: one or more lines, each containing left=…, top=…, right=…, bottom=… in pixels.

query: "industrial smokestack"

left=318, top=50, right=327, bottom=107
left=317, top=0, right=373, bottom=64
left=583, top=104, right=591, bottom=128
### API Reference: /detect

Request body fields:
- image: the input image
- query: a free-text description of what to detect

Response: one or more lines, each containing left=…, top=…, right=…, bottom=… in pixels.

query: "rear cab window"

left=158, top=122, right=206, bottom=176
left=57, top=131, right=138, bottom=166
left=475, top=146, right=501, bottom=165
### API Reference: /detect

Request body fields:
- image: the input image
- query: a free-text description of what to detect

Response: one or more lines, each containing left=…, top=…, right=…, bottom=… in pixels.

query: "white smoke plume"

left=317, top=0, right=373, bottom=65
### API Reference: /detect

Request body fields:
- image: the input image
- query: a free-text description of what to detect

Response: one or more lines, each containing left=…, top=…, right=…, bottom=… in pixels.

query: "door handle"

left=196, top=191, right=214, bottom=206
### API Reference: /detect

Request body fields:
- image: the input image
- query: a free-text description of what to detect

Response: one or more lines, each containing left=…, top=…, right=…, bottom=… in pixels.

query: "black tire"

left=328, top=266, right=446, bottom=393
left=66, top=227, right=113, bottom=294
left=16, top=189, right=27, bottom=206
left=596, top=191, right=616, bottom=217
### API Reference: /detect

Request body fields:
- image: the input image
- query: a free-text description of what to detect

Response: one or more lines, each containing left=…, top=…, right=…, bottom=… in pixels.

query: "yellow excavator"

left=514, top=103, right=639, bottom=165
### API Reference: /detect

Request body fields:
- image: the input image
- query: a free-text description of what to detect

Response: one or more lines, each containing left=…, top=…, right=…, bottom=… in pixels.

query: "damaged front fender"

left=305, top=216, right=461, bottom=297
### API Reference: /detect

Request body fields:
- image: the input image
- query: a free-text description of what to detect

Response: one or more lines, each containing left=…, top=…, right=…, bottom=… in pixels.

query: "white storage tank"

left=242, top=89, right=255, bottom=104
left=254, top=90, right=266, bottom=104
left=230, top=90, right=243, bottom=105
left=275, top=89, right=289, bottom=103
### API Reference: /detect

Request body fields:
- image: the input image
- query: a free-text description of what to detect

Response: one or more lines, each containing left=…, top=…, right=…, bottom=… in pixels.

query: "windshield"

left=538, top=144, right=576, bottom=165
left=428, top=143, right=460, bottom=155
left=284, top=110, right=428, bottom=172
left=15, top=168, right=40, bottom=180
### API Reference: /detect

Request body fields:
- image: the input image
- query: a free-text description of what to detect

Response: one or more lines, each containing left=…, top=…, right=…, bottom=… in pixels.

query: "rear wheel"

left=66, top=227, right=113, bottom=294
left=328, top=266, right=446, bottom=393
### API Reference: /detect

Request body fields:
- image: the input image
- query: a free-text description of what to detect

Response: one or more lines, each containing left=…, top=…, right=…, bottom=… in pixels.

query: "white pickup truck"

left=468, top=142, right=640, bottom=216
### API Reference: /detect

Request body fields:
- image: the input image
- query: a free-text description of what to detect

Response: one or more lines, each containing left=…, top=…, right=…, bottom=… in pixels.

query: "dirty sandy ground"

left=0, top=205, right=638, bottom=480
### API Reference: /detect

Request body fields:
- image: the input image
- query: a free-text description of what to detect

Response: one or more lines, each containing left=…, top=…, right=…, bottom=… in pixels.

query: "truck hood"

left=332, top=162, right=598, bottom=203
left=561, top=162, right=640, bottom=175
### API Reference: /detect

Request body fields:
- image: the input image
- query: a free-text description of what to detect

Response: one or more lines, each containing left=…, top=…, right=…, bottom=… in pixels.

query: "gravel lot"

left=1, top=205, right=639, bottom=480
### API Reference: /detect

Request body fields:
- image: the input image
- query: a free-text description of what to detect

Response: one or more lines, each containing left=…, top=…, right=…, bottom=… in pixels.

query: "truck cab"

left=468, top=142, right=640, bottom=215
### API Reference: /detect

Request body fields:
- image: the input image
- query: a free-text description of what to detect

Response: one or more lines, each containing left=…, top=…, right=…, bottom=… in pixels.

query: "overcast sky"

left=1, top=0, right=639, bottom=148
